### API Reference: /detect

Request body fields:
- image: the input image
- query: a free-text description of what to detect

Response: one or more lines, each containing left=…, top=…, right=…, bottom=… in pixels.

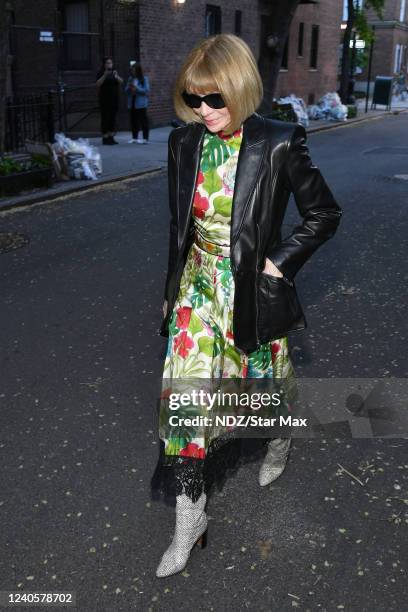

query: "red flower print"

left=271, top=342, right=281, bottom=364
left=173, top=330, right=194, bottom=359
left=226, top=330, right=234, bottom=341
left=218, top=127, right=242, bottom=140
left=160, top=386, right=172, bottom=400
left=193, top=192, right=209, bottom=219
left=180, top=442, right=206, bottom=459
left=196, top=170, right=204, bottom=186
left=176, top=306, right=192, bottom=330
left=193, top=249, right=202, bottom=267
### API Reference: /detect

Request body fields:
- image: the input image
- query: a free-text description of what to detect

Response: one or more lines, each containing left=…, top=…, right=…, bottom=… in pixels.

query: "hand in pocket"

left=262, top=257, right=283, bottom=278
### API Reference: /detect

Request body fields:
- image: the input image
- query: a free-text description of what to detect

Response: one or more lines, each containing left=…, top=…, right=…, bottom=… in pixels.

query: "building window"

left=281, top=33, right=289, bottom=69
left=298, top=22, right=304, bottom=56
left=400, top=0, right=406, bottom=22
left=205, top=5, right=221, bottom=36
left=394, top=43, right=403, bottom=73
left=63, top=0, right=91, bottom=70
left=343, top=0, right=364, bottom=21
left=235, top=10, right=242, bottom=36
left=310, top=24, right=319, bottom=68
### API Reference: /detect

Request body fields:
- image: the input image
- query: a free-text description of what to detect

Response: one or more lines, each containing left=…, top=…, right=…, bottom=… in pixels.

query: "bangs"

left=183, top=60, right=219, bottom=94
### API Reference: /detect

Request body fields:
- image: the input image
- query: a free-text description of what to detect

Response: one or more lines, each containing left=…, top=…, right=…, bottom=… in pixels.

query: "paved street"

left=0, top=113, right=407, bottom=611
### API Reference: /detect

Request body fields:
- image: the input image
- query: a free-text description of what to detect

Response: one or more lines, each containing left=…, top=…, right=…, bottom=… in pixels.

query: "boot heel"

left=196, top=529, right=208, bottom=549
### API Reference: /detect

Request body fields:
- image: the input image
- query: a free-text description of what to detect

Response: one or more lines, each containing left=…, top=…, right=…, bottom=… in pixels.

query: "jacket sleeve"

left=163, top=129, right=179, bottom=301
left=265, top=123, right=342, bottom=281
left=136, top=77, right=150, bottom=94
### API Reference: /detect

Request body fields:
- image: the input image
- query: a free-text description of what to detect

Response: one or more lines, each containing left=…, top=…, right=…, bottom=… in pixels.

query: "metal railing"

left=5, top=93, right=55, bottom=152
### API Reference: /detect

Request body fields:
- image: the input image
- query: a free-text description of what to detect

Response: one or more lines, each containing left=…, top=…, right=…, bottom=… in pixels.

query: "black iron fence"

left=5, top=93, right=55, bottom=152
left=54, top=84, right=99, bottom=133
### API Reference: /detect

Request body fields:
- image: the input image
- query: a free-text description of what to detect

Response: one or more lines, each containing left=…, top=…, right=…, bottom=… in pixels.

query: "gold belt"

left=194, top=231, right=231, bottom=257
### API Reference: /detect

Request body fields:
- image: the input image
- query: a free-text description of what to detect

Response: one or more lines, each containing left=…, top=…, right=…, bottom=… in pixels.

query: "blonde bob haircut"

left=173, top=34, right=263, bottom=134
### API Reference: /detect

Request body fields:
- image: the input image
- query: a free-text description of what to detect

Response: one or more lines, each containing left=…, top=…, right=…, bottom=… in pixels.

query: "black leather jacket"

left=159, top=111, right=342, bottom=354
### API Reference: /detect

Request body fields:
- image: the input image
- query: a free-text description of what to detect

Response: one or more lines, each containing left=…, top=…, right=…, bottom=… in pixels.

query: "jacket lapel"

left=177, top=112, right=266, bottom=251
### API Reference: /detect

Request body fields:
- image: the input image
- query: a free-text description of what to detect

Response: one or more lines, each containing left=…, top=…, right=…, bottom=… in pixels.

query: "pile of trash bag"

left=307, top=92, right=348, bottom=122
left=277, top=94, right=309, bottom=127
left=53, top=133, right=102, bottom=180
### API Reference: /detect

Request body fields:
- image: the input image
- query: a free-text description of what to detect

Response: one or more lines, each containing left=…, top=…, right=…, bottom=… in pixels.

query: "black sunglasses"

left=182, top=90, right=226, bottom=109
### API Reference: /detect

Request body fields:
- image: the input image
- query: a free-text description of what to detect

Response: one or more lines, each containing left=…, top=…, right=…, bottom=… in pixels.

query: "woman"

left=152, top=34, right=342, bottom=578
left=125, top=62, right=150, bottom=144
left=96, top=57, right=123, bottom=145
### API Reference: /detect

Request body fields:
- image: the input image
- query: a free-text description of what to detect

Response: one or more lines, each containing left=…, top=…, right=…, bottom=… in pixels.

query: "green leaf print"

left=188, top=310, right=204, bottom=335
left=193, top=271, right=214, bottom=301
left=227, top=135, right=243, bottom=152
left=201, top=137, right=229, bottom=173
left=173, top=353, right=210, bottom=377
left=214, top=257, right=232, bottom=288
left=248, top=346, right=273, bottom=373
left=198, top=336, right=215, bottom=358
left=166, top=437, right=189, bottom=455
left=213, top=195, right=232, bottom=217
left=215, top=257, right=230, bottom=272
left=224, top=344, right=242, bottom=370
left=168, top=311, right=179, bottom=336
left=202, top=167, right=222, bottom=196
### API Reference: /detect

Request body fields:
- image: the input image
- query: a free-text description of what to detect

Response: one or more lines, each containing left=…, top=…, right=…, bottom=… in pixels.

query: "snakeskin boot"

left=156, top=492, right=208, bottom=578
left=258, top=437, right=292, bottom=486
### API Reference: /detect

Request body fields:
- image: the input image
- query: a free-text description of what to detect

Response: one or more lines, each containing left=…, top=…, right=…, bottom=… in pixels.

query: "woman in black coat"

left=96, top=57, right=123, bottom=145
left=152, top=33, right=342, bottom=578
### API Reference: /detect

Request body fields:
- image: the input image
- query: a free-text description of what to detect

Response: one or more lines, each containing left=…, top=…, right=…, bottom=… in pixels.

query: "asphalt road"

left=0, top=114, right=407, bottom=612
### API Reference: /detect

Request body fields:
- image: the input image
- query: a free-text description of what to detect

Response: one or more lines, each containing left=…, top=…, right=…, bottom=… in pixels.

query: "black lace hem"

left=150, top=434, right=270, bottom=505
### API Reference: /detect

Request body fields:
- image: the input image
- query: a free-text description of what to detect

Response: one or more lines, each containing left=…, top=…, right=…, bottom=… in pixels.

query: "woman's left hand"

left=262, top=257, right=283, bottom=277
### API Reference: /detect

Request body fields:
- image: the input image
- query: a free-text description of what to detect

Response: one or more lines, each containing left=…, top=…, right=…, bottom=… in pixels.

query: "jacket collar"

left=177, top=112, right=267, bottom=251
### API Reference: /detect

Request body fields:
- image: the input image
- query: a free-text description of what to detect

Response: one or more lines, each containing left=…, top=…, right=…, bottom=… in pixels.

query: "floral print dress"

left=159, top=124, right=297, bottom=464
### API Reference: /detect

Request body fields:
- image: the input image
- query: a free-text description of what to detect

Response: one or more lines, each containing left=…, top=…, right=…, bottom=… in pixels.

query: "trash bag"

left=307, top=104, right=326, bottom=120
left=277, top=94, right=309, bottom=127
left=53, top=133, right=102, bottom=180
left=307, top=92, right=348, bottom=122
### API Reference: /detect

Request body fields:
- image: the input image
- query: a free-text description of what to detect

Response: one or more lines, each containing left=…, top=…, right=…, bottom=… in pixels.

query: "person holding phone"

left=96, top=57, right=123, bottom=145
left=125, top=62, right=150, bottom=144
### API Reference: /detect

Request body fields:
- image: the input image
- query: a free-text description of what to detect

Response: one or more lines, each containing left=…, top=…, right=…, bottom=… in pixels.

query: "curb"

left=306, top=106, right=408, bottom=134
left=1, top=107, right=408, bottom=213
left=0, top=165, right=165, bottom=214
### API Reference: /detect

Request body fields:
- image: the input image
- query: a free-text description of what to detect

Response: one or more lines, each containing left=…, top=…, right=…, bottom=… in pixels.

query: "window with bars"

left=63, top=0, right=91, bottom=70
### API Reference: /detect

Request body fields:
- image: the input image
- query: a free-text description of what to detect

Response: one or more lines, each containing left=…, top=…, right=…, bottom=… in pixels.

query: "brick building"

left=353, top=0, right=408, bottom=90
left=9, top=0, right=343, bottom=133
left=270, top=0, right=344, bottom=105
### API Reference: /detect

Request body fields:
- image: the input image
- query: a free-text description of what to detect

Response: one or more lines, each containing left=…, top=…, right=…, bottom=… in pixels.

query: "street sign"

left=39, top=31, right=54, bottom=43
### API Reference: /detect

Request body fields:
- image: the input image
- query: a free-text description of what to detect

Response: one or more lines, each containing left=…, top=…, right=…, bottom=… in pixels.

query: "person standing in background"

left=125, top=62, right=150, bottom=144
left=96, top=57, right=123, bottom=145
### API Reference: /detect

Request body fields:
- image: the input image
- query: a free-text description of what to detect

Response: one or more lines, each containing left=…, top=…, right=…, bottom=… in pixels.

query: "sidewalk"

left=2, top=96, right=408, bottom=213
